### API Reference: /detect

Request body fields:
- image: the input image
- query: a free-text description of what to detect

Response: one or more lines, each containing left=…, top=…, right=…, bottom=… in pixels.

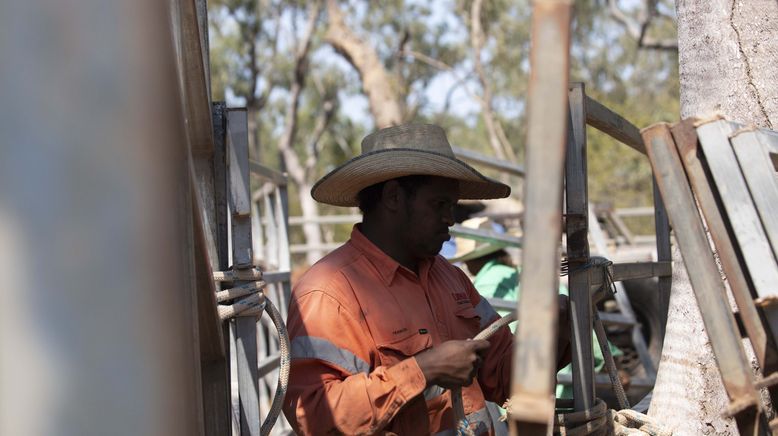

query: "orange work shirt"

left=283, top=226, right=514, bottom=435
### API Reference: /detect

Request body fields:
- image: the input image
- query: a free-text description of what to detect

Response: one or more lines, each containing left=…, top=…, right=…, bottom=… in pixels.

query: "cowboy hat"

left=311, top=124, right=511, bottom=207
left=447, top=217, right=521, bottom=263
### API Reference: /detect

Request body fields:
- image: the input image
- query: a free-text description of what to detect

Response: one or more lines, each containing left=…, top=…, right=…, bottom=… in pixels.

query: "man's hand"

left=414, top=339, right=490, bottom=389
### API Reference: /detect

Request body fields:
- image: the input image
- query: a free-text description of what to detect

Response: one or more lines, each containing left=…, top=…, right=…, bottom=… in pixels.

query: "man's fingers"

left=468, top=339, right=490, bottom=352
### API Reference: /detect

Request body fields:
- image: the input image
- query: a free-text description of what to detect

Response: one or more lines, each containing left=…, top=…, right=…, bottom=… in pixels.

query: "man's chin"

left=424, top=243, right=445, bottom=258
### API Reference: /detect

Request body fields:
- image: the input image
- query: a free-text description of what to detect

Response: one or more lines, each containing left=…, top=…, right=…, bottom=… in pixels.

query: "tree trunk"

left=649, top=1, right=778, bottom=434
left=298, top=181, right=325, bottom=266
left=325, top=0, right=403, bottom=128
left=675, top=0, right=778, bottom=127
left=648, top=247, right=738, bottom=435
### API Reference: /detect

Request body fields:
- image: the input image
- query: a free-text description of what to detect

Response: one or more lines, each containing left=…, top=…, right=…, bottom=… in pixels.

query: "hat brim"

left=311, top=148, right=511, bottom=207
left=448, top=241, right=508, bottom=263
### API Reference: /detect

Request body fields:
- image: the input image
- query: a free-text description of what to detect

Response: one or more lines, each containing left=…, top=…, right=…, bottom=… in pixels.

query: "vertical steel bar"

left=251, top=199, right=264, bottom=264
left=213, top=102, right=230, bottom=270
left=228, top=109, right=253, bottom=269
left=210, top=101, right=235, bottom=436
left=642, top=123, right=761, bottom=435
left=508, top=1, right=572, bottom=434
left=588, top=207, right=656, bottom=378
left=226, top=109, right=261, bottom=436
left=565, top=83, right=595, bottom=412
left=211, top=101, right=235, bottom=436
left=264, top=192, right=280, bottom=270
left=653, top=176, right=672, bottom=351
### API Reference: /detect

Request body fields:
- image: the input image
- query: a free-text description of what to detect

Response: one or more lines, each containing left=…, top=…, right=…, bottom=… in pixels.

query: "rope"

left=215, top=268, right=289, bottom=435
left=260, top=297, right=291, bottom=436
left=609, top=410, right=672, bottom=436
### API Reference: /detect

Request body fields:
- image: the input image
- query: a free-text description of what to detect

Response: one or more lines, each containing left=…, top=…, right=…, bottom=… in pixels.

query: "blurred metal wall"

left=0, top=1, right=204, bottom=435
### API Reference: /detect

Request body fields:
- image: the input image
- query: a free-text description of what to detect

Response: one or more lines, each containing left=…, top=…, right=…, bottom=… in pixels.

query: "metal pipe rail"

left=452, top=146, right=526, bottom=177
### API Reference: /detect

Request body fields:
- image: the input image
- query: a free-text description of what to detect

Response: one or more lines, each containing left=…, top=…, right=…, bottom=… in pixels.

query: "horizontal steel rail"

left=452, top=146, right=526, bottom=177
left=584, top=96, right=645, bottom=155
left=249, top=159, right=288, bottom=186
left=449, top=223, right=523, bottom=247
left=556, top=373, right=654, bottom=389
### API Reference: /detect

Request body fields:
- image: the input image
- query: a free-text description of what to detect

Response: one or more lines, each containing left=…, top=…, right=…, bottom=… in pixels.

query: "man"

left=283, top=124, right=570, bottom=435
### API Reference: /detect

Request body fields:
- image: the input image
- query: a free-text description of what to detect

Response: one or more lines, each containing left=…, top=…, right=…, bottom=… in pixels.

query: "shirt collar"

left=349, top=225, right=434, bottom=286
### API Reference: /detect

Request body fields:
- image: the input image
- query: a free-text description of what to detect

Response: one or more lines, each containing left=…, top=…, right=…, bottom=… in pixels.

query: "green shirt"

left=470, top=259, right=622, bottom=398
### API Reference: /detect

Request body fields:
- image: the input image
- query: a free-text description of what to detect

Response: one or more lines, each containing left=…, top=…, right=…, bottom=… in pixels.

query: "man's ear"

left=380, top=179, right=402, bottom=212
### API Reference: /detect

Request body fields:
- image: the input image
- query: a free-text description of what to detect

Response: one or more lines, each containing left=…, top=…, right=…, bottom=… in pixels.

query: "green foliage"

left=209, top=0, right=680, bottom=262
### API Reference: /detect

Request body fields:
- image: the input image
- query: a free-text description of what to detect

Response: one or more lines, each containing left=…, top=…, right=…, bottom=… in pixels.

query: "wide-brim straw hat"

left=311, top=124, right=511, bottom=207
left=447, top=216, right=521, bottom=263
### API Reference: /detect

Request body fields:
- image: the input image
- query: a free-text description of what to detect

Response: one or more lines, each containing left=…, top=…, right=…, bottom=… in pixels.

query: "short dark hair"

left=357, top=175, right=432, bottom=214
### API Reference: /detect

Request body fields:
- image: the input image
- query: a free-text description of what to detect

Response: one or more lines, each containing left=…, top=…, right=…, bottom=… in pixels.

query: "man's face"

left=400, top=177, right=459, bottom=260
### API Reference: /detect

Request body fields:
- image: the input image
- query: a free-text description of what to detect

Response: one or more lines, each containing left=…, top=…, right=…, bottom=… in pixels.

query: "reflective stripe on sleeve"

left=467, top=407, right=492, bottom=435
left=433, top=407, right=493, bottom=436
left=474, top=298, right=500, bottom=329
left=290, top=336, right=370, bottom=375
left=485, top=402, right=509, bottom=436
left=423, top=384, right=446, bottom=401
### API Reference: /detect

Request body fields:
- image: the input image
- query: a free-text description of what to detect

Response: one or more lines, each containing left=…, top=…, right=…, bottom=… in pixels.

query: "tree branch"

left=607, top=0, right=678, bottom=51
left=325, top=0, right=403, bottom=128
left=401, top=49, right=483, bottom=106
left=304, top=98, right=337, bottom=178
left=470, top=0, right=517, bottom=162
left=277, top=0, right=323, bottom=186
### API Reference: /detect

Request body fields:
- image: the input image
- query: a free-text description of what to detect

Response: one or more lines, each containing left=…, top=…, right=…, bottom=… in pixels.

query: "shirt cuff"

left=387, top=356, right=427, bottom=401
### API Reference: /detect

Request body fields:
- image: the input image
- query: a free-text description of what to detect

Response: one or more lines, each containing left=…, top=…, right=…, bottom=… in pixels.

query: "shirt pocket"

left=454, top=305, right=482, bottom=337
left=376, top=331, right=432, bottom=367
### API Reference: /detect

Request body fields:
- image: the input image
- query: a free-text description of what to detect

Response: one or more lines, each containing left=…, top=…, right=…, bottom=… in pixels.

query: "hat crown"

left=361, top=124, right=455, bottom=157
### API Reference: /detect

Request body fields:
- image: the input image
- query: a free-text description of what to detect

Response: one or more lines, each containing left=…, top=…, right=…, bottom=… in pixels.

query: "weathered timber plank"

left=730, top=128, right=778, bottom=261
left=643, top=122, right=760, bottom=433
left=509, top=3, right=571, bottom=433
left=696, top=120, right=778, bottom=301
left=670, top=120, right=772, bottom=368
left=697, top=120, right=778, bottom=359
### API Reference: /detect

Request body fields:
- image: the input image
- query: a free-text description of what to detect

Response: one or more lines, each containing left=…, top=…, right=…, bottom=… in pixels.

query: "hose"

left=260, top=297, right=291, bottom=436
